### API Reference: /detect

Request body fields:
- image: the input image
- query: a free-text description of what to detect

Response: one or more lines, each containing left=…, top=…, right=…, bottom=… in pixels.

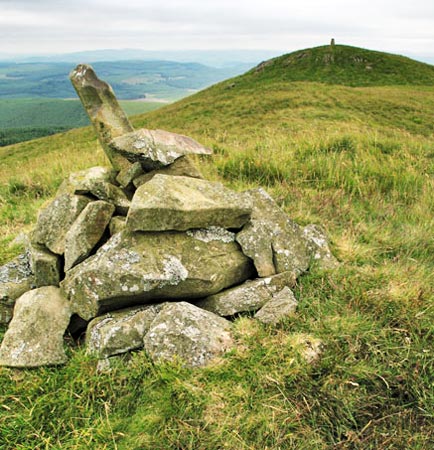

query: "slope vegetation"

left=0, top=46, right=433, bottom=449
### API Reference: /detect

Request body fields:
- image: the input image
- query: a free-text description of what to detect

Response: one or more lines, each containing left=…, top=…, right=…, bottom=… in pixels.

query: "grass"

left=0, top=49, right=433, bottom=448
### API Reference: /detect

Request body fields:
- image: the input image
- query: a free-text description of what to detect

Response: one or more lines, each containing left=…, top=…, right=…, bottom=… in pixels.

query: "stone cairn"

left=0, top=65, right=338, bottom=369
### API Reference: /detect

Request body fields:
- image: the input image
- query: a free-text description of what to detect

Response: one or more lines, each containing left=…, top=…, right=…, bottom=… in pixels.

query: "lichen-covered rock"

left=236, top=188, right=311, bottom=277
left=62, top=230, right=254, bottom=320
left=109, top=128, right=212, bottom=171
left=58, top=167, right=130, bottom=215
left=133, top=155, right=204, bottom=188
left=254, top=287, right=298, bottom=324
left=197, top=271, right=296, bottom=316
left=64, top=200, right=115, bottom=271
left=303, top=224, right=339, bottom=269
left=144, top=302, right=234, bottom=367
left=109, top=216, right=127, bottom=235
left=0, top=254, right=34, bottom=324
left=32, top=193, right=92, bottom=255
left=86, top=304, right=164, bottom=358
left=0, top=287, right=71, bottom=367
left=116, top=162, right=144, bottom=189
left=126, top=174, right=252, bottom=232
left=28, top=242, right=61, bottom=287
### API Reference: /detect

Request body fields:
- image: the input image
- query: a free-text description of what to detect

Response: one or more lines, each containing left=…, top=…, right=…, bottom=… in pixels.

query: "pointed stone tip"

left=69, top=63, right=95, bottom=82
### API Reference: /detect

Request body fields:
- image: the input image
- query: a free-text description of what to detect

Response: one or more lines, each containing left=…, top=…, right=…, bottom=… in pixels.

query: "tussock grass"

left=0, top=76, right=433, bottom=448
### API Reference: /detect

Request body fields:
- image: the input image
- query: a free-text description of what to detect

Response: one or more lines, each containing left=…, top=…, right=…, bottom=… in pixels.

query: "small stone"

left=109, top=216, right=127, bottom=235
left=116, top=162, right=144, bottom=189
left=303, top=224, right=339, bottom=269
left=28, top=242, right=61, bottom=287
left=126, top=174, right=252, bottom=232
left=288, top=333, right=324, bottom=364
left=32, top=193, right=92, bottom=255
left=197, top=271, right=296, bottom=316
left=144, top=302, right=234, bottom=367
left=0, top=287, right=71, bottom=367
left=254, top=287, right=298, bottom=324
left=64, top=200, right=115, bottom=271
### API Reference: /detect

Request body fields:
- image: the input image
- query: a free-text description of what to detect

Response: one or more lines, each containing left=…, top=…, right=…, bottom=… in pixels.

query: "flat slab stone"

left=64, top=200, right=115, bottom=271
left=254, top=286, right=298, bottom=324
left=236, top=188, right=311, bottom=277
left=32, top=193, right=92, bottom=255
left=144, top=302, right=234, bottom=367
left=109, top=128, right=212, bottom=171
left=61, top=230, right=254, bottom=320
left=86, top=304, right=164, bottom=358
left=0, top=254, right=34, bottom=325
left=28, top=242, right=61, bottom=287
left=126, top=174, right=252, bottom=232
left=197, top=271, right=296, bottom=316
left=0, top=287, right=71, bottom=367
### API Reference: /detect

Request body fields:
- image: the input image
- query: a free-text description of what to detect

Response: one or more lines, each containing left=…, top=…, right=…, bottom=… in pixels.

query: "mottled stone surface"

left=64, top=200, right=115, bottom=271
left=109, top=128, right=212, bottom=171
left=133, top=155, right=203, bottom=188
left=144, top=302, right=234, bottom=367
left=116, top=161, right=144, bottom=189
left=197, top=271, right=296, bottom=316
left=303, top=224, right=339, bottom=269
left=62, top=230, right=254, bottom=320
left=28, top=242, right=61, bottom=287
left=0, top=254, right=34, bottom=325
left=109, top=216, right=127, bottom=235
left=236, top=188, right=311, bottom=277
left=254, top=287, right=298, bottom=324
left=70, top=65, right=134, bottom=171
left=126, top=174, right=252, bottom=232
left=0, top=287, right=71, bottom=367
left=86, top=304, right=164, bottom=358
left=32, top=193, right=92, bottom=255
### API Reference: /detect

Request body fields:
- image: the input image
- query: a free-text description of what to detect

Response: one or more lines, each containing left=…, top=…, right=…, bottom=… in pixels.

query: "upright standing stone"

left=69, top=64, right=134, bottom=171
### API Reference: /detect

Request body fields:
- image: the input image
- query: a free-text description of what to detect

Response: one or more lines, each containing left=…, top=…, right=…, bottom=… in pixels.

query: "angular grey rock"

left=32, top=193, right=92, bottom=255
left=126, top=174, right=252, bottom=232
left=0, top=287, right=71, bottom=367
left=144, top=302, right=234, bottom=367
left=62, top=230, right=254, bottom=320
left=70, top=64, right=134, bottom=172
left=28, top=242, right=61, bottom=287
left=133, top=155, right=204, bottom=188
left=0, top=254, right=34, bottom=325
left=109, top=128, right=212, bottom=171
left=236, top=188, right=311, bottom=277
left=86, top=304, right=164, bottom=358
left=303, top=224, right=339, bottom=269
left=109, top=216, right=127, bottom=236
left=58, top=167, right=130, bottom=215
left=116, top=161, right=144, bottom=189
left=197, top=271, right=296, bottom=316
left=64, top=200, right=115, bottom=271
left=254, top=286, right=298, bottom=324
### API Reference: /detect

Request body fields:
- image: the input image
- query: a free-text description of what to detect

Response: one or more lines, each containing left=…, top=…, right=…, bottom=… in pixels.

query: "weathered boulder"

left=133, top=155, right=203, bottom=188
left=0, top=254, right=34, bottom=324
left=109, top=128, right=212, bottom=171
left=126, top=174, right=252, bottom=232
left=197, top=271, right=296, bottom=316
left=0, top=287, right=71, bottom=367
left=144, top=302, right=234, bottom=367
left=58, top=167, right=130, bottom=215
left=32, top=193, right=92, bottom=255
left=236, top=188, right=311, bottom=277
left=254, top=286, right=298, bottom=324
left=28, top=242, right=61, bottom=287
left=303, top=224, right=339, bottom=269
left=64, top=200, right=115, bottom=271
left=70, top=65, right=134, bottom=172
left=86, top=304, right=164, bottom=358
left=62, top=230, right=254, bottom=320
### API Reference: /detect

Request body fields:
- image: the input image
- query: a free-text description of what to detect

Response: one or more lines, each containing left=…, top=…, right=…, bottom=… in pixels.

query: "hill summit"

left=248, top=43, right=434, bottom=86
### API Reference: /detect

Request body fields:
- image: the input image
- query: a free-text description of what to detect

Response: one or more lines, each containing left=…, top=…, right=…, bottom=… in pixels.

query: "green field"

left=0, top=45, right=433, bottom=449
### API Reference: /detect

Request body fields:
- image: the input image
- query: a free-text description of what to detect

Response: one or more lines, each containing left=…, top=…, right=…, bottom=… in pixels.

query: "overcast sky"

left=1, top=0, right=433, bottom=59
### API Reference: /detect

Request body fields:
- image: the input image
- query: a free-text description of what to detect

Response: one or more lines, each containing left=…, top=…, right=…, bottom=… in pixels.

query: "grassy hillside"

left=0, top=47, right=433, bottom=449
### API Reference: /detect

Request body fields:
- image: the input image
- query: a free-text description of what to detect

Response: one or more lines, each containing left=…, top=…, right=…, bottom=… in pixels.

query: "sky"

left=1, top=0, right=434, bottom=61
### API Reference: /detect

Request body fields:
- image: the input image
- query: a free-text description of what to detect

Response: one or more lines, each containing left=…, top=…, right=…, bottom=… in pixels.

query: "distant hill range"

left=248, top=44, right=434, bottom=86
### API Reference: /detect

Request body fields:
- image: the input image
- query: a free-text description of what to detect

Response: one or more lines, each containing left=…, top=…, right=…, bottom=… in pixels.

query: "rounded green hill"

left=245, top=44, right=434, bottom=86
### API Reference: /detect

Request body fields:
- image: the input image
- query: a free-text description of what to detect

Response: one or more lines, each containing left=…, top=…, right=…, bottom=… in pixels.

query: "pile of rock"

left=0, top=65, right=337, bottom=369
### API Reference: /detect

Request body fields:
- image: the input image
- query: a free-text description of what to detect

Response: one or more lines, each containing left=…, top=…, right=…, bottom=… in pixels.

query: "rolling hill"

left=0, top=44, right=433, bottom=449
